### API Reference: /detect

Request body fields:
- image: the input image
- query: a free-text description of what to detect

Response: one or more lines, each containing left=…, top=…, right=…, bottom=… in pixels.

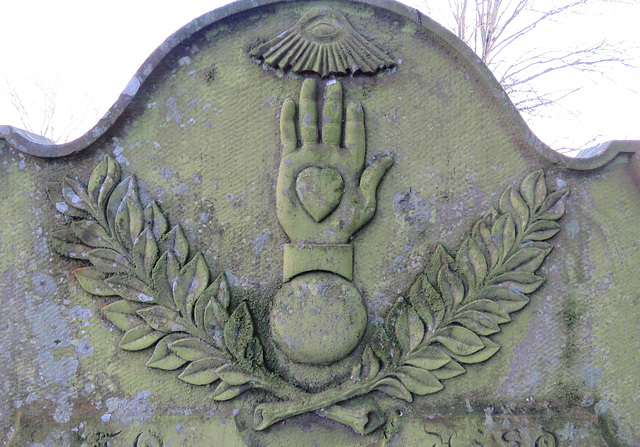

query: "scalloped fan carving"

left=249, top=7, right=396, bottom=77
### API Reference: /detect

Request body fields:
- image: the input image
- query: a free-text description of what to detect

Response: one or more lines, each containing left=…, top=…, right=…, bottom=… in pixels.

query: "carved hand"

left=276, top=78, right=393, bottom=245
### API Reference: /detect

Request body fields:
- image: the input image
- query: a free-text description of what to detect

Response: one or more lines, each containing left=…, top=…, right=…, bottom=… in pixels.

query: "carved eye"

left=249, top=7, right=396, bottom=77
left=305, top=19, right=341, bottom=39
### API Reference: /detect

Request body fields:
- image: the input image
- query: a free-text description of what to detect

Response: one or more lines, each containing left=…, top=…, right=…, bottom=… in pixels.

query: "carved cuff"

left=283, top=243, right=353, bottom=282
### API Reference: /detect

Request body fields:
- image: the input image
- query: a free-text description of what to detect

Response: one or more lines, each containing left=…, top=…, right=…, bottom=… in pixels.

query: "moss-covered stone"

left=1, top=1, right=639, bottom=445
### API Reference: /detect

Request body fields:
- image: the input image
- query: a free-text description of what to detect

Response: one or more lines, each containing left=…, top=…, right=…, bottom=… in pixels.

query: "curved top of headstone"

left=0, top=0, right=638, bottom=169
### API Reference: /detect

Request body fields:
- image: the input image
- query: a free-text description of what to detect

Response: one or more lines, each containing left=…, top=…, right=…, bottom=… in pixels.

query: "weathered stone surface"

left=1, top=1, right=639, bottom=446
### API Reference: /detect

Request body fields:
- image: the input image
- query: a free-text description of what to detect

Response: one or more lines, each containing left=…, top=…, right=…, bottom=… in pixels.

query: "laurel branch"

left=48, top=156, right=567, bottom=433
left=363, top=169, right=568, bottom=402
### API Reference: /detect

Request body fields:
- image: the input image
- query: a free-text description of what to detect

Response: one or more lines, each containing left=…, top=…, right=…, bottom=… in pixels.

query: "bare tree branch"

left=3, top=78, right=99, bottom=143
left=419, top=0, right=635, bottom=115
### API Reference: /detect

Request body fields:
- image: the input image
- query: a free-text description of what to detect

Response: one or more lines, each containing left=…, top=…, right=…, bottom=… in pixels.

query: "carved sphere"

left=270, top=272, right=367, bottom=365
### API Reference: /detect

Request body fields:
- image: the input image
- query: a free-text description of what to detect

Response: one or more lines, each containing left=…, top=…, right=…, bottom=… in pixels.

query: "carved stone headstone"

left=1, top=1, right=639, bottom=446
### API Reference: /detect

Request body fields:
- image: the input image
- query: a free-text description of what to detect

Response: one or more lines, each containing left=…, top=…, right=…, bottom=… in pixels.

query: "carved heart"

left=296, top=167, right=344, bottom=222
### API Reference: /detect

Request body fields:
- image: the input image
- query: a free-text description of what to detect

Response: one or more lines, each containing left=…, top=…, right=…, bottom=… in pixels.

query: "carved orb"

left=270, top=272, right=367, bottom=364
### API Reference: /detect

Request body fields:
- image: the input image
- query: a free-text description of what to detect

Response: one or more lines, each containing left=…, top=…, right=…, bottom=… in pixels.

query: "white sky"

left=1, top=0, right=639, bottom=149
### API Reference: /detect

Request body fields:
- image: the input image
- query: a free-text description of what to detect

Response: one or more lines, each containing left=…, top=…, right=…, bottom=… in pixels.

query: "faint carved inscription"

left=423, top=423, right=558, bottom=447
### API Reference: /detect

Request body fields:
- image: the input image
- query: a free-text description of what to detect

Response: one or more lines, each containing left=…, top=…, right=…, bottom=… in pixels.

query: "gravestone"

left=1, top=1, right=640, bottom=446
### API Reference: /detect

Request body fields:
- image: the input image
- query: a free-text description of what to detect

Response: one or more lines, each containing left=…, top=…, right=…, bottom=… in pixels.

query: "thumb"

left=359, top=155, right=394, bottom=207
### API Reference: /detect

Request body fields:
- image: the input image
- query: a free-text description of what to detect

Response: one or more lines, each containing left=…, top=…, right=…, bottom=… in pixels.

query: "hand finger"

left=276, top=162, right=305, bottom=242
left=322, top=80, right=343, bottom=146
left=299, top=78, right=318, bottom=146
left=280, top=98, right=297, bottom=156
left=359, top=156, right=394, bottom=207
left=345, top=100, right=366, bottom=167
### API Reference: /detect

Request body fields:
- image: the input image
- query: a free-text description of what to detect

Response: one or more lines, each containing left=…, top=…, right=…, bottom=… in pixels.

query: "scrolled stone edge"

left=1, top=0, right=637, bottom=168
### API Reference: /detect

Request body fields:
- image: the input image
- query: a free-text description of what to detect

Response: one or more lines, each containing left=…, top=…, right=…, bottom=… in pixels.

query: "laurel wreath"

left=48, top=156, right=567, bottom=434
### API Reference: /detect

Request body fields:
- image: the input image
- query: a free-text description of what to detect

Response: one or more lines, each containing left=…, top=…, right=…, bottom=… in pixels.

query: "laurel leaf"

left=406, top=274, right=442, bottom=331
left=132, top=228, right=159, bottom=279
left=408, top=307, right=425, bottom=351
left=51, top=229, right=91, bottom=259
left=395, top=366, right=443, bottom=395
left=192, top=275, right=225, bottom=334
left=114, top=198, right=132, bottom=249
left=502, top=246, right=550, bottom=273
left=480, top=209, right=500, bottom=237
left=216, top=364, right=254, bottom=385
left=105, top=275, right=155, bottom=303
left=116, top=197, right=144, bottom=250
left=141, top=228, right=160, bottom=277
left=144, top=201, right=169, bottom=239
left=137, top=306, right=188, bottom=333
left=500, top=186, right=529, bottom=233
left=216, top=274, right=231, bottom=310
left=433, top=326, right=484, bottom=356
left=525, top=220, right=561, bottom=241
left=178, top=357, right=225, bottom=385
left=487, top=271, right=544, bottom=294
left=192, top=273, right=223, bottom=328
left=449, top=337, right=500, bottom=364
left=394, top=306, right=424, bottom=354
left=224, top=302, right=254, bottom=361
left=527, top=241, right=554, bottom=251
left=537, top=189, right=568, bottom=221
left=427, top=245, right=454, bottom=285
left=384, top=302, right=403, bottom=337
left=456, top=237, right=488, bottom=291
left=173, top=225, right=190, bottom=266
left=114, top=178, right=142, bottom=248
left=87, top=248, right=131, bottom=274
left=374, top=377, right=413, bottom=402
left=87, top=158, right=109, bottom=204
left=62, top=177, right=91, bottom=212
left=480, top=285, right=531, bottom=313
left=361, top=346, right=380, bottom=381
left=472, top=220, right=498, bottom=269
left=47, top=182, right=90, bottom=218
left=74, top=267, right=114, bottom=296
left=426, top=362, right=463, bottom=383
left=520, top=170, right=546, bottom=213
left=246, top=336, right=265, bottom=366
left=160, top=225, right=190, bottom=267
left=437, top=264, right=465, bottom=312
left=151, top=251, right=180, bottom=309
left=173, top=253, right=209, bottom=316
left=404, top=346, right=451, bottom=370
left=146, top=334, right=188, bottom=370
left=350, top=359, right=362, bottom=381
left=88, top=156, right=121, bottom=209
left=370, top=328, right=396, bottom=366
left=202, top=276, right=231, bottom=331
left=457, top=299, right=511, bottom=324
left=451, top=310, right=500, bottom=335
left=147, top=351, right=187, bottom=371
left=102, top=300, right=145, bottom=332
left=212, top=382, right=253, bottom=401
left=119, top=325, right=164, bottom=351
left=492, top=214, right=516, bottom=264
left=72, top=220, right=112, bottom=249
left=169, top=337, right=220, bottom=362
left=99, top=156, right=121, bottom=208
left=394, top=306, right=410, bottom=353
left=106, top=175, right=132, bottom=230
